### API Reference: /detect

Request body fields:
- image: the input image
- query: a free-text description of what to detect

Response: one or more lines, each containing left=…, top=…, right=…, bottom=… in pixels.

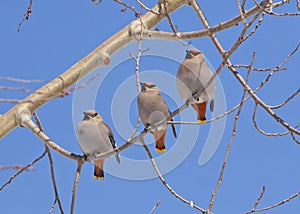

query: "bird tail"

left=170, top=118, right=177, bottom=138
left=192, top=102, right=207, bottom=124
left=210, top=100, right=215, bottom=112
left=153, top=130, right=167, bottom=153
left=94, top=159, right=105, bottom=180
left=115, top=153, right=121, bottom=164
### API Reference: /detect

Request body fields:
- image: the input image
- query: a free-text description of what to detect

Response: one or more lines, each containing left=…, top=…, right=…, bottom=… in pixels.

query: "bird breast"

left=177, top=58, right=215, bottom=102
left=76, top=121, right=113, bottom=156
left=138, top=92, right=170, bottom=130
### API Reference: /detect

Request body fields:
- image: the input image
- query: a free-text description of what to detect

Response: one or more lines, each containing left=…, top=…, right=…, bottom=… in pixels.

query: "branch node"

left=99, top=51, right=111, bottom=66
left=16, top=107, right=32, bottom=127
left=128, top=20, right=147, bottom=41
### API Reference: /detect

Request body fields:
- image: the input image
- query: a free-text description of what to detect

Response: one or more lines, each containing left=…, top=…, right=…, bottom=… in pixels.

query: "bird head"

left=83, top=110, right=103, bottom=121
left=185, top=49, right=202, bottom=59
left=140, top=82, right=160, bottom=93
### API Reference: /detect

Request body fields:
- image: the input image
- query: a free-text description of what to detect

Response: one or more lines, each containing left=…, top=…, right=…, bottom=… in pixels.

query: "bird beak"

left=83, top=112, right=90, bottom=120
left=140, top=82, right=146, bottom=92
left=185, top=50, right=193, bottom=59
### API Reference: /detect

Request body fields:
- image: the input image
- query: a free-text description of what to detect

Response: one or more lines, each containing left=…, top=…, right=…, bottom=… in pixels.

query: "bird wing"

left=101, top=122, right=121, bottom=164
left=169, top=114, right=177, bottom=138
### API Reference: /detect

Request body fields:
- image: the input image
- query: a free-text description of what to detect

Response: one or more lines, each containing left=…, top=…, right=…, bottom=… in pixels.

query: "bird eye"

left=94, top=113, right=98, bottom=117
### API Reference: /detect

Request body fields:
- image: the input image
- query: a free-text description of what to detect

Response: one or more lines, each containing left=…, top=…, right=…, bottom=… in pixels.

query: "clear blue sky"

left=0, top=0, right=299, bottom=213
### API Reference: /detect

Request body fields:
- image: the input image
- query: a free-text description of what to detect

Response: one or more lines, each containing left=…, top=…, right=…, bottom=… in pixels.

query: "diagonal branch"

left=0, top=149, right=47, bottom=191
left=140, top=139, right=206, bottom=213
left=33, top=112, right=64, bottom=214
left=244, top=188, right=300, bottom=213
left=0, top=0, right=187, bottom=140
left=70, top=160, right=84, bottom=214
left=208, top=53, right=255, bottom=212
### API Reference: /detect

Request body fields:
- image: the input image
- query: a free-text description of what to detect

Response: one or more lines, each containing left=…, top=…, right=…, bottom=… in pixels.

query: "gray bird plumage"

left=76, top=110, right=120, bottom=180
left=177, top=49, right=215, bottom=123
left=138, top=82, right=176, bottom=152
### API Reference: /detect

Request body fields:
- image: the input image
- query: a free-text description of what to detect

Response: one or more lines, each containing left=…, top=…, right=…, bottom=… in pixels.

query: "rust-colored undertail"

left=153, top=130, right=167, bottom=153
left=192, top=102, right=207, bottom=124
left=93, top=159, right=105, bottom=181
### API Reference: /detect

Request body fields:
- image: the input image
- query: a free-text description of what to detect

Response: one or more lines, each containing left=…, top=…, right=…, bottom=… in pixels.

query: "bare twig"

left=270, top=87, right=300, bottom=109
left=49, top=199, right=57, bottom=214
left=0, top=77, right=48, bottom=83
left=237, top=0, right=247, bottom=25
left=160, top=0, right=179, bottom=37
left=0, top=149, right=47, bottom=191
left=0, top=165, right=35, bottom=171
left=33, top=112, right=64, bottom=214
left=91, top=0, right=102, bottom=4
left=136, top=0, right=160, bottom=15
left=242, top=12, right=265, bottom=42
left=231, top=64, right=286, bottom=72
left=252, top=186, right=266, bottom=211
left=208, top=53, right=254, bottom=212
left=244, top=188, right=300, bottom=213
left=127, top=4, right=145, bottom=141
left=149, top=200, right=161, bottom=214
left=17, top=0, right=33, bottom=32
left=191, top=0, right=300, bottom=137
left=70, top=160, right=84, bottom=214
left=0, top=74, right=99, bottom=104
left=252, top=102, right=290, bottom=136
left=18, top=110, right=82, bottom=161
left=114, top=0, right=140, bottom=17
left=140, top=139, right=206, bottom=213
left=0, top=86, right=31, bottom=92
left=290, top=132, right=300, bottom=144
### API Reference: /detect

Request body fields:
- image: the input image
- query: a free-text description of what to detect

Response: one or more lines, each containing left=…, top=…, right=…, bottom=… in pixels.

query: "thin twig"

left=270, top=87, right=300, bottom=109
left=70, top=160, right=84, bottom=214
left=0, top=149, right=47, bottom=191
left=149, top=200, right=161, bottom=214
left=33, top=112, right=64, bottom=214
left=0, top=165, right=35, bottom=171
left=244, top=188, right=300, bottom=213
left=49, top=199, right=57, bottom=214
left=17, top=0, right=33, bottom=32
left=231, top=64, right=286, bottom=72
left=0, top=86, right=31, bottom=92
left=114, top=0, right=140, bottom=17
left=0, top=77, right=48, bottom=83
left=140, top=139, right=206, bottom=213
left=191, top=0, right=300, bottom=137
left=161, top=0, right=179, bottom=37
left=0, top=74, right=99, bottom=104
left=91, top=0, right=102, bottom=4
left=208, top=53, right=254, bottom=212
left=252, top=102, right=290, bottom=136
left=237, top=0, right=247, bottom=25
left=252, top=186, right=266, bottom=211
left=136, top=0, right=160, bottom=15
left=290, top=132, right=300, bottom=144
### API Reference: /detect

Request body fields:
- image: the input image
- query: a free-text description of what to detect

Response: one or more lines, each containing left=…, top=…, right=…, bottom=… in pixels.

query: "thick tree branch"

left=0, top=0, right=187, bottom=140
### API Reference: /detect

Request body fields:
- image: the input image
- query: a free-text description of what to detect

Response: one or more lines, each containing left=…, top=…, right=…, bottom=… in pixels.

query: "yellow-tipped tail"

left=156, top=148, right=166, bottom=153
left=94, top=175, right=104, bottom=181
left=198, top=119, right=207, bottom=124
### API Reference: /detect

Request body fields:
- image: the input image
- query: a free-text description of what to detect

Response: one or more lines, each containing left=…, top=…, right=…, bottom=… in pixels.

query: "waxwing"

left=76, top=110, right=120, bottom=180
left=176, top=49, right=215, bottom=123
left=138, top=82, right=177, bottom=152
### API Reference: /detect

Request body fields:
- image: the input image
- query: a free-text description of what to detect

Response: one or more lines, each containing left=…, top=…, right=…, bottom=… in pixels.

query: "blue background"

left=0, top=0, right=299, bottom=213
